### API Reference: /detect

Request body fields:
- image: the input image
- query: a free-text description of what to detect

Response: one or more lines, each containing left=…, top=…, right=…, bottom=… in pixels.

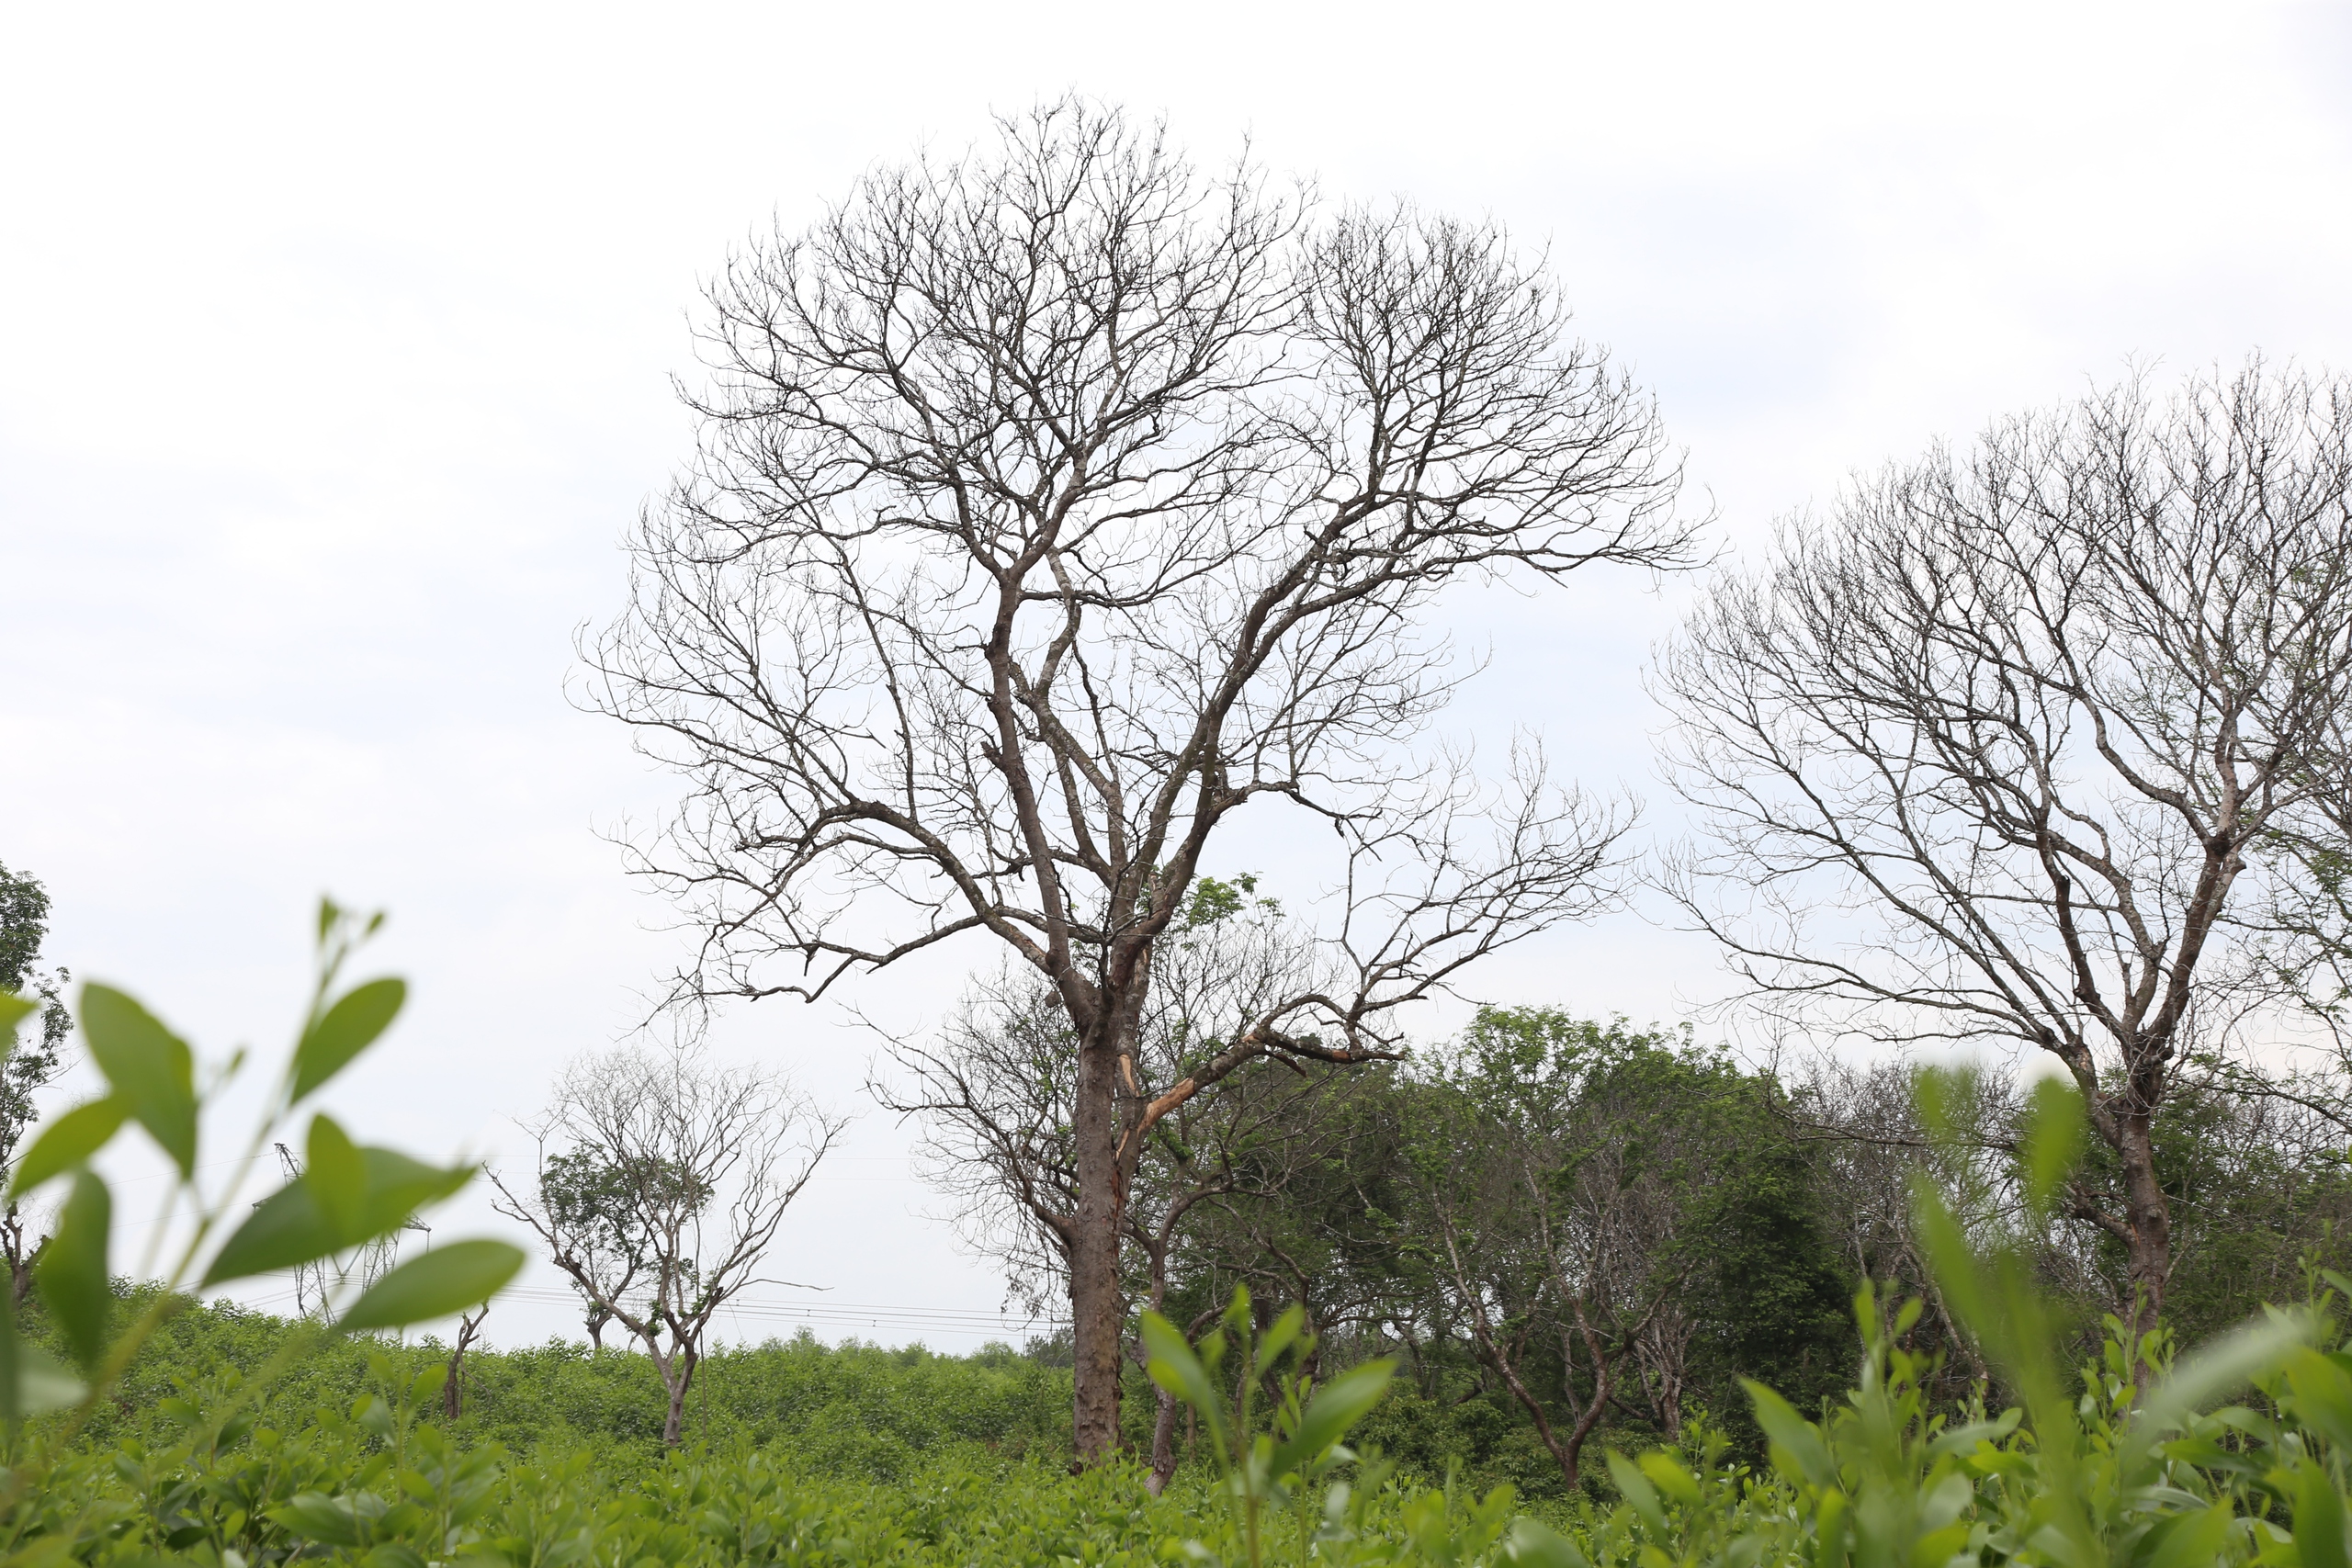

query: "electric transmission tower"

left=270, top=1141, right=428, bottom=1318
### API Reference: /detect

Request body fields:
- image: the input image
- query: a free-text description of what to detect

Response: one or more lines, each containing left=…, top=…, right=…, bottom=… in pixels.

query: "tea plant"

left=0, top=902, right=521, bottom=1529
left=1141, top=1287, right=1396, bottom=1568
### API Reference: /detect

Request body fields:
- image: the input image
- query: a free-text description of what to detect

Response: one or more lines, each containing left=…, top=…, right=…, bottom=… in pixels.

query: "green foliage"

left=39, top=1291, right=1080, bottom=1463
left=75, top=982, right=199, bottom=1179
left=1144, top=1286, right=1396, bottom=1568
left=0, top=861, right=73, bottom=1181
left=0, top=1286, right=1533, bottom=1567
left=19, top=923, right=2352, bottom=1567
left=1339, top=1009, right=1851, bottom=1484
left=17, top=1158, right=2352, bottom=1568
left=0, top=900, right=521, bottom=1438
left=1687, top=1122, right=1851, bottom=1425
left=1182, top=874, right=1281, bottom=931
left=38, top=1170, right=112, bottom=1370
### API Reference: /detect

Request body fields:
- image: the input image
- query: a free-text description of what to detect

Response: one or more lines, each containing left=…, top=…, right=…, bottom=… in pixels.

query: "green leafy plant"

left=0, top=899, right=523, bottom=1448
left=1142, top=1285, right=1396, bottom=1568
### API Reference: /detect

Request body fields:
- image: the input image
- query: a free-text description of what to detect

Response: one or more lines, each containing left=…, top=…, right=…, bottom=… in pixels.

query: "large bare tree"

left=1656, top=363, right=2352, bottom=1345
left=587, top=100, right=1697, bottom=1462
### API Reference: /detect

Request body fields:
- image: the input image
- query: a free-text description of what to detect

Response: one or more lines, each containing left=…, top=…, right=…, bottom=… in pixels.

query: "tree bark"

left=658, top=1342, right=699, bottom=1449
left=2118, top=1108, right=2172, bottom=1343
left=1147, top=1387, right=1182, bottom=1495
left=1069, top=1032, right=1129, bottom=1467
left=3, top=1203, right=37, bottom=1306
left=1557, top=1302, right=1619, bottom=1488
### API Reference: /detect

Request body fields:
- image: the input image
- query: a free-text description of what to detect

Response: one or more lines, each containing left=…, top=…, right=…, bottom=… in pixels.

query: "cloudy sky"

left=5, top=1, right=2349, bottom=1348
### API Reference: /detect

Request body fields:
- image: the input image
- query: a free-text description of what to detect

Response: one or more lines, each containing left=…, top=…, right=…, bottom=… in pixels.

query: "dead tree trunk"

left=1069, top=1032, right=1129, bottom=1465
left=442, top=1305, right=488, bottom=1420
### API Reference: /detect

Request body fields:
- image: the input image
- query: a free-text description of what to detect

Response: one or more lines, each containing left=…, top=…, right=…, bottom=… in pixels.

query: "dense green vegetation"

left=71, top=1291, right=1079, bottom=1474
left=1104, top=1006, right=2352, bottom=1490
left=19, top=1242, right=2352, bottom=1568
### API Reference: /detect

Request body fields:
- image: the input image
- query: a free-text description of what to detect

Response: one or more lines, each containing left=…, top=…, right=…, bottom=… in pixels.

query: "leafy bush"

left=17, top=1267, right=2352, bottom=1568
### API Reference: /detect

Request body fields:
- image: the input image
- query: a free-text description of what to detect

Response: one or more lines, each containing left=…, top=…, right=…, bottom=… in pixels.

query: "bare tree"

left=1657, top=363, right=2352, bottom=1348
left=1781, top=1057, right=2033, bottom=1390
left=2256, top=669, right=2352, bottom=1050
left=586, top=99, right=1696, bottom=1464
left=491, top=1044, right=842, bottom=1445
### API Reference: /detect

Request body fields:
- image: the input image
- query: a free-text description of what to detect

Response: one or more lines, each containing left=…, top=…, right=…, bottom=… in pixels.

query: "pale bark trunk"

left=1146, top=1386, right=1181, bottom=1495
left=1137, top=1247, right=1182, bottom=1494
left=4, top=1203, right=36, bottom=1306
left=649, top=1341, right=699, bottom=1448
left=442, top=1310, right=486, bottom=1420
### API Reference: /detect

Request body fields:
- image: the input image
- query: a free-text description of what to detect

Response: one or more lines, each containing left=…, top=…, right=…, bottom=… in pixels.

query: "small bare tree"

left=491, top=1045, right=841, bottom=1445
left=1657, top=363, right=2352, bottom=1347
left=587, top=98, right=1696, bottom=1464
left=442, top=1304, right=490, bottom=1420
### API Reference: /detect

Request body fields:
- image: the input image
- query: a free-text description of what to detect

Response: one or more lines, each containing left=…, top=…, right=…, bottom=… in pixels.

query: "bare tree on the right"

left=1656, top=363, right=2352, bottom=1353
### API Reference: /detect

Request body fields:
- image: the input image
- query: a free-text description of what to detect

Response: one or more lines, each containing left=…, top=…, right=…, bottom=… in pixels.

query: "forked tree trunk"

left=443, top=1306, right=488, bottom=1420
left=1134, top=1236, right=1184, bottom=1494
left=3, top=1204, right=38, bottom=1306
left=649, top=1340, right=700, bottom=1448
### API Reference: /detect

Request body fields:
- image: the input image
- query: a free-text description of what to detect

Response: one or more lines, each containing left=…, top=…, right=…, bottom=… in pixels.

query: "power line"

left=204, top=1276, right=1067, bottom=1341
left=497, top=1285, right=1066, bottom=1337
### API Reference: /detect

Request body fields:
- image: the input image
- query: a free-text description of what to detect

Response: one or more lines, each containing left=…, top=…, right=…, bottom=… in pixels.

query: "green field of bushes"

left=11, top=1257, right=2352, bottom=1568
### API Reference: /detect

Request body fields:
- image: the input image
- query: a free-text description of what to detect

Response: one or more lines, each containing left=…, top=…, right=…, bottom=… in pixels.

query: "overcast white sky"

left=5, top=1, right=2350, bottom=1349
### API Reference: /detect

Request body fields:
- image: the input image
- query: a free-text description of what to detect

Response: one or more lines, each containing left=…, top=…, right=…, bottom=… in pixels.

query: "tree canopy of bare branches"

left=491, top=1045, right=841, bottom=1445
left=1656, top=362, right=2352, bottom=1338
left=588, top=99, right=1697, bottom=1461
